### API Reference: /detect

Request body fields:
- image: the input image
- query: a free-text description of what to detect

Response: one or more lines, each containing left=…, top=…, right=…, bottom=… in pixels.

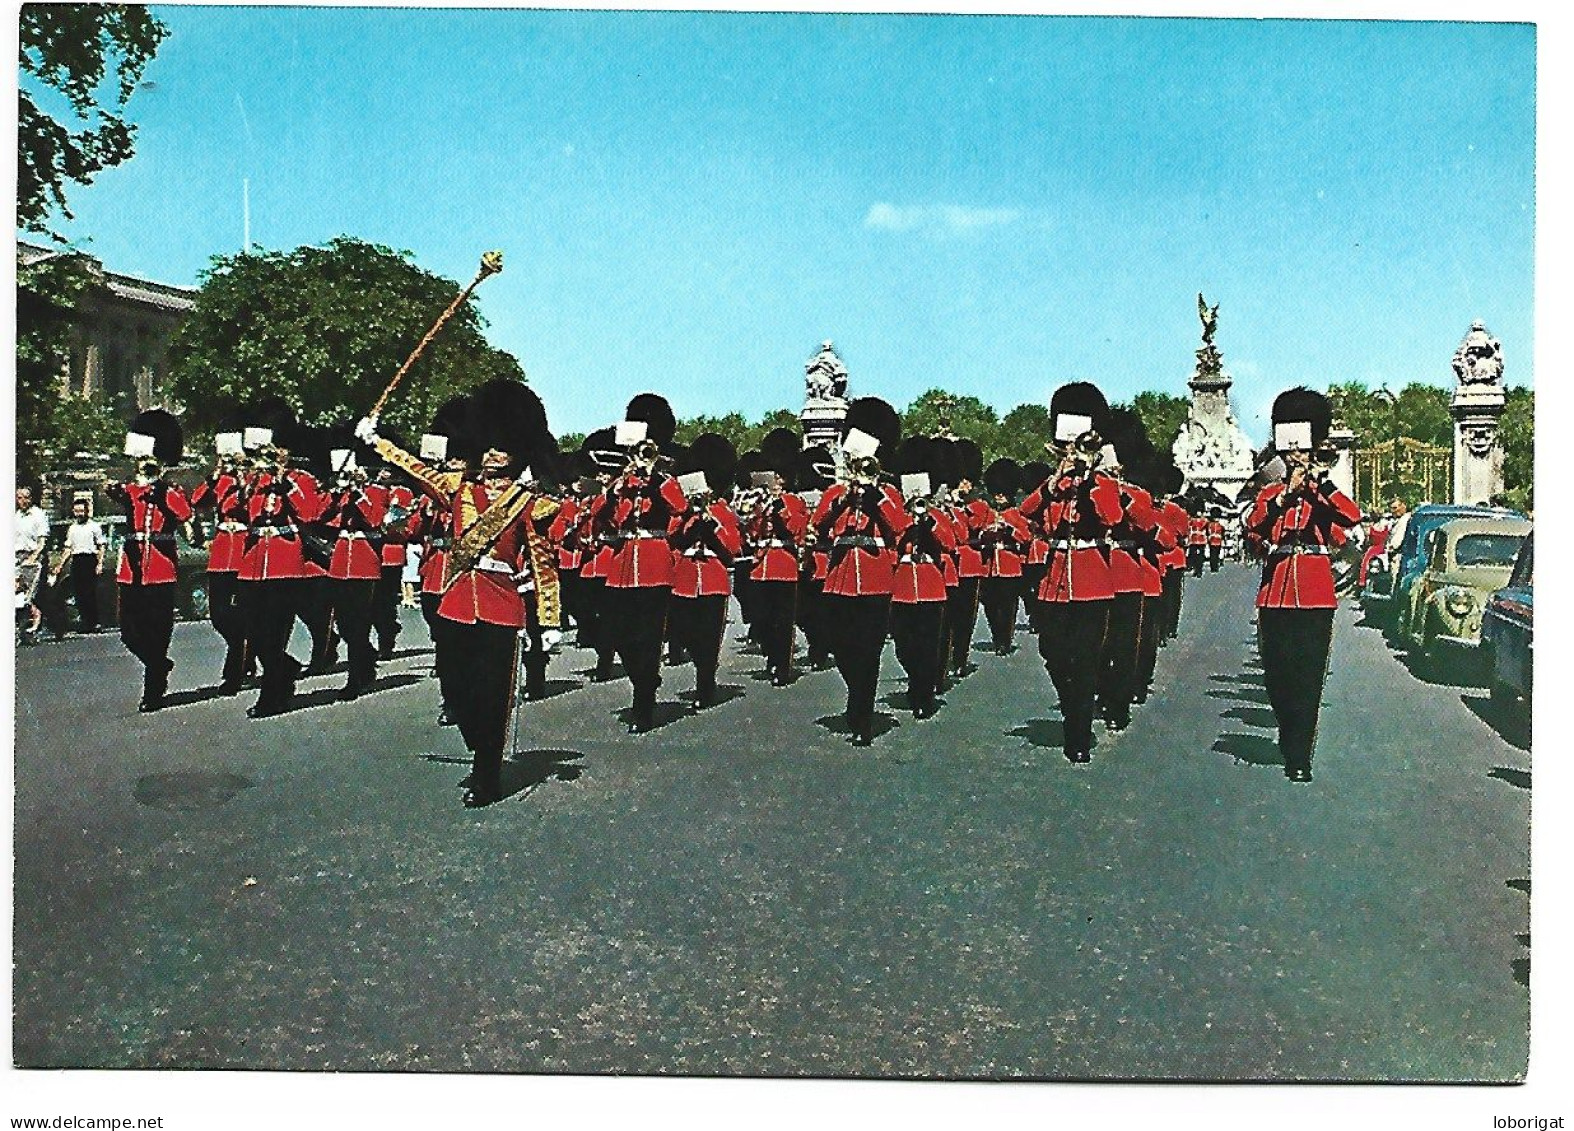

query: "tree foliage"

left=1122, top=391, right=1191, bottom=457
left=19, top=3, right=168, bottom=237
left=166, top=238, right=525, bottom=440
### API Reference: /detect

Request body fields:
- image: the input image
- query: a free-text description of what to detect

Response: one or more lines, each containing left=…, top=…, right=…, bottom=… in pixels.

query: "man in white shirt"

left=14, top=486, right=50, bottom=640
left=53, top=498, right=106, bottom=633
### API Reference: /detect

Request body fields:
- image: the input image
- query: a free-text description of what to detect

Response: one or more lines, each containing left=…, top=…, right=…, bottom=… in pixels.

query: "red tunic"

left=377, top=485, right=415, bottom=567
left=1159, top=501, right=1191, bottom=572
left=953, top=500, right=992, bottom=579
left=1247, top=480, right=1361, bottom=609
left=549, top=496, right=584, bottom=573
left=1020, top=471, right=1124, bottom=603
left=599, top=473, right=689, bottom=589
left=326, top=486, right=388, bottom=581
left=672, top=501, right=742, bottom=598
left=190, top=473, right=248, bottom=574
left=407, top=498, right=449, bottom=596
left=109, top=481, right=192, bottom=586
left=1188, top=517, right=1209, bottom=547
left=1106, top=480, right=1160, bottom=596
left=811, top=482, right=912, bottom=598
left=747, top=494, right=809, bottom=583
left=1207, top=519, right=1225, bottom=547
left=238, top=470, right=328, bottom=581
left=435, top=481, right=550, bottom=628
left=980, top=507, right=1031, bottom=578
left=891, top=510, right=955, bottom=604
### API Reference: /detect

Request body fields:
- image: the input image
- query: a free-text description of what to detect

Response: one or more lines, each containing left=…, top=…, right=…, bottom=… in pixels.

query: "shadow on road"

left=1461, top=691, right=1530, bottom=751
left=678, top=684, right=746, bottom=711
left=1488, top=766, right=1530, bottom=791
left=1221, top=704, right=1278, bottom=730
left=1507, top=878, right=1530, bottom=988
left=1007, top=717, right=1065, bottom=749
left=573, top=662, right=625, bottom=682
left=259, top=672, right=426, bottom=716
left=613, top=701, right=691, bottom=733
left=499, top=748, right=585, bottom=800
left=1212, top=732, right=1283, bottom=767
left=815, top=712, right=899, bottom=742
left=162, top=684, right=247, bottom=710
left=133, top=770, right=255, bottom=812
left=525, top=678, right=582, bottom=702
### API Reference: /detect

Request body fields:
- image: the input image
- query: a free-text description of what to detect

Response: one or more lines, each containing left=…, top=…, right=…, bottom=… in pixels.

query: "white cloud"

left=864, top=202, right=1023, bottom=237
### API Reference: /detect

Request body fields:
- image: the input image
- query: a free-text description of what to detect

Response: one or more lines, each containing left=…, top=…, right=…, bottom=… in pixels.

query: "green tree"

left=1119, top=391, right=1190, bottom=457
left=19, top=4, right=168, bottom=237
left=1500, top=385, right=1533, bottom=510
left=166, top=238, right=524, bottom=442
left=900, top=389, right=1000, bottom=451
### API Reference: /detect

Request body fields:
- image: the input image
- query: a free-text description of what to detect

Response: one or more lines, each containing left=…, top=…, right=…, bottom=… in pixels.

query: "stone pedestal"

left=1451, top=387, right=1505, bottom=504
left=801, top=402, right=847, bottom=452
left=1327, top=425, right=1356, bottom=501
left=1447, top=320, right=1507, bottom=505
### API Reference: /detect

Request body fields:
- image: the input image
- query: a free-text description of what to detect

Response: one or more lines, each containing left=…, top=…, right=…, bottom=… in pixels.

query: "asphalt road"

left=13, top=566, right=1530, bottom=1080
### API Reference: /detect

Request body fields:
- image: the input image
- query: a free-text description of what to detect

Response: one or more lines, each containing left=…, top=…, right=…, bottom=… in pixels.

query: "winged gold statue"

left=1197, top=293, right=1219, bottom=345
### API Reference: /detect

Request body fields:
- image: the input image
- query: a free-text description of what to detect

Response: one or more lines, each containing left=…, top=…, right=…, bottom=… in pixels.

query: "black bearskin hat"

left=580, top=426, right=624, bottom=474
left=470, top=379, right=552, bottom=475
left=1020, top=459, right=1053, bottom=495
left=1271, top=387, right=1332, bottom=448
left=892, top=436, right=931, bottom=477
left=793, top=444, right=836, bottom=492
left=1103, top=407, right=1153, bottom=467
left=930, top=438, right=963, bottom=492
left=1048, top=381, right=1109, bottom=440
left=954, top=438, right=983, bottom=485
left=242, top=397, right=298, bottom=449
left=426, top=394, right=478, bottom=464
left=624, top=392, right=677, bottom=449
left=128, top=409, right=183, bottom=465
left=841, top=396, right=902, bottom=456
left=983, top=457, right=1021, bottom=499
left=760, top=426, right=801, bottom=474
left=687, top=432, right=739, bottom=494
left=735, top=449, right=768, bottom=490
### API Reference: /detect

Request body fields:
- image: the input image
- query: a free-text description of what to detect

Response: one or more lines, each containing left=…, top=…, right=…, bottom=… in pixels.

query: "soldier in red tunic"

left=791, top=444, right=837, bottom=671
left=745, top=465, right=809, bottom=687
left=809, top=398, right=912, bottom=746
left=1246, top=388, right=1362, bottom=782
left=322, top=445, right=387, bottom=700
left=189, top=433, right=253, bottom=694
left=1019, top=383, right=1125, bottom=764
left=669, top=435, right=744, bottom=707
left=372, top=467, right=417, bottom=659
left=942, top=438, right=990, bottom=682
left=595, top=394, right=690, bottom=733
left=361, top=379, right=562, bottom=807
left=237, top=411, right=330, bottom=718
left=576, top=428, right=626, bottom=683
left=1017, top=459, right=1052, bottom=633
left=1155, top=468, right=1191, bottom=643
left=978, top=458, right=1031, bottom=655
left=407, top=396, right=473, bottom=726
left=1207, top=514, right=1226, bottom=571
left=106, top=411, right=192, bottom=712
left=888, top=442, right=954, bottom=719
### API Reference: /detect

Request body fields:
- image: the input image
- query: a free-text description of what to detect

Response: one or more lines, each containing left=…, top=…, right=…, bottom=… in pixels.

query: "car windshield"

left=1454, top=533, right=1524, bottom=568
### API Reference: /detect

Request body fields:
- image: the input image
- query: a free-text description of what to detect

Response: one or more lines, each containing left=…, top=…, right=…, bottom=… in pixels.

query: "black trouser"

left=669, top=593, right=728, bottom=699
left=1021, top=563, right=1047, bottom=631
left=891, top=600, right=945, bottom=713
left=734, top=565, right=759, bottom=640
left=446, top=620, right=520, bottom=799
left=752, top=580, right=798, bottom=680
left=333, top=578, right=378, bottom=690
left=824, top=593, right=891, bottom=736
left=519, top=613, right=549, bottom=701
left=980, top=575, right=1021, bottom=652
left=1136, top=594, right=1162, bottom=700
left=296, top=576, right=337, bottom=671
left=242, top=578, right=304, bottom=707
left=1188, top=546, right=1205, bottom=577
left=797, top=578, right=830, bottom=664
left=1097, top=591, right=1144, bottom=726
left=373, top=564, right=402, bottom=654
left=580, top=576, right=618, bottom=675
left=1037, top=600, right=1111, bottom=758
left=1162, top=570, right=1184, bottom=640
left=207, top=571, right=248, bottom=685
left=1209, top=545, right=1222, bottom=572
left=420, top=591, right=458, bottom=711
left=1257, top=608, right=1336, bottom=775
left=605, top=585, right=670, bottom=723
left=559, top=569, right=584, bottom=633
left=70, top=555, right=100, bottom=631
left=118, top=584, right=175, bottom=703
left=944, top=576, right=982, bottom=675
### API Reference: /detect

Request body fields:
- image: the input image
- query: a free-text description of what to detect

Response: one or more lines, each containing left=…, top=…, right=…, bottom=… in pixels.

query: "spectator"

left=53, top=499, right=106, bottom=633
left=14, top=486, right=50, bottom=642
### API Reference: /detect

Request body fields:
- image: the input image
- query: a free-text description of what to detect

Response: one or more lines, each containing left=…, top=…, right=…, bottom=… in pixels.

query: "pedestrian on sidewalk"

left=53, top=498, right=105, bottom=633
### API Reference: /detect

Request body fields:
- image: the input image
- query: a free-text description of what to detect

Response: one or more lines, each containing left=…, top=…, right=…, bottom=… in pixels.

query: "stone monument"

left=800, top=340, right=849, bottom=450
left=1171, top=294, right=1256, bottom=498
left=1449, top=319, right=1506, bottom=504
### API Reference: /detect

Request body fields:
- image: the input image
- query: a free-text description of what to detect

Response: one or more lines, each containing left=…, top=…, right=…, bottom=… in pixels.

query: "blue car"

left=1481, top=531, right=1533, bottom=708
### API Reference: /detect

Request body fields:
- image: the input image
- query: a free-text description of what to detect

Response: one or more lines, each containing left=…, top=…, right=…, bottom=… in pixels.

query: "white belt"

left=684, top=548, right=719, bottom=559
left=1050, top=539, right=1101, bottom=550
left=476, top=555, right=514, bottom=574
left=759, top=539, right=791, bottom=549
left=630, top=530, right=668, bottom=540
left=1270, top=543, right=1329, bottom=556
left=337, top=531, right=369, bottom=540
left=217, top=521, right=246, bottom=533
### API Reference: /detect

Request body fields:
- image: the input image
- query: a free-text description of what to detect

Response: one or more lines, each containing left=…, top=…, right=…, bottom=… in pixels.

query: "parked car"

left=1481, top=532, right=1533, bottom=708
left=1397, top=516, right=1531, bottom=672
left=1371, top=503, right=1525, bottom=636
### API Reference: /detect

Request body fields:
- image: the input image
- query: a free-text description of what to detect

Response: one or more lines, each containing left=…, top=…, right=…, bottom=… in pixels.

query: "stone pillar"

left=1326, top=424, right=1356, bottom=501
left=801, top=403, right=846, bottom=451
left=801, top=340, right=850, bottom=452
left=1448, top=320, right=1507, bottom=505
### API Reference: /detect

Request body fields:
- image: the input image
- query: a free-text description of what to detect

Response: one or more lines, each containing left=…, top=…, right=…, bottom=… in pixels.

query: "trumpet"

left=1046, top=429, right=1104, bottom=470
left=842, top=453, right=882, bottom=487
left=625, top=438, right=669, bottom=475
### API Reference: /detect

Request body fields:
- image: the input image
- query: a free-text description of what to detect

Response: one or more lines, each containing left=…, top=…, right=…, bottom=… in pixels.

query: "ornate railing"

left=1353, top=437, right=1452, bottom=512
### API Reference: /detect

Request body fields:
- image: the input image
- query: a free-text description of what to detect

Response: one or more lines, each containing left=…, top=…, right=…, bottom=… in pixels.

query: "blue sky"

left=36, top=9, right=1536, bottom=439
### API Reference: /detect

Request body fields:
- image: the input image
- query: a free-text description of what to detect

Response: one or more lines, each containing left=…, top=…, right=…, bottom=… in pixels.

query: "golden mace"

left=370, top=250, right=504, bottom=418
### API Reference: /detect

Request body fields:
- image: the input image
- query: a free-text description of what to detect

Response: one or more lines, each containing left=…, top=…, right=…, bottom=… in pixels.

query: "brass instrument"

left=625, top=438, right=669, bottom=476
left=842, top=453, right=882, bottom=487
left=1045, top=428, right=1104, bottom=471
